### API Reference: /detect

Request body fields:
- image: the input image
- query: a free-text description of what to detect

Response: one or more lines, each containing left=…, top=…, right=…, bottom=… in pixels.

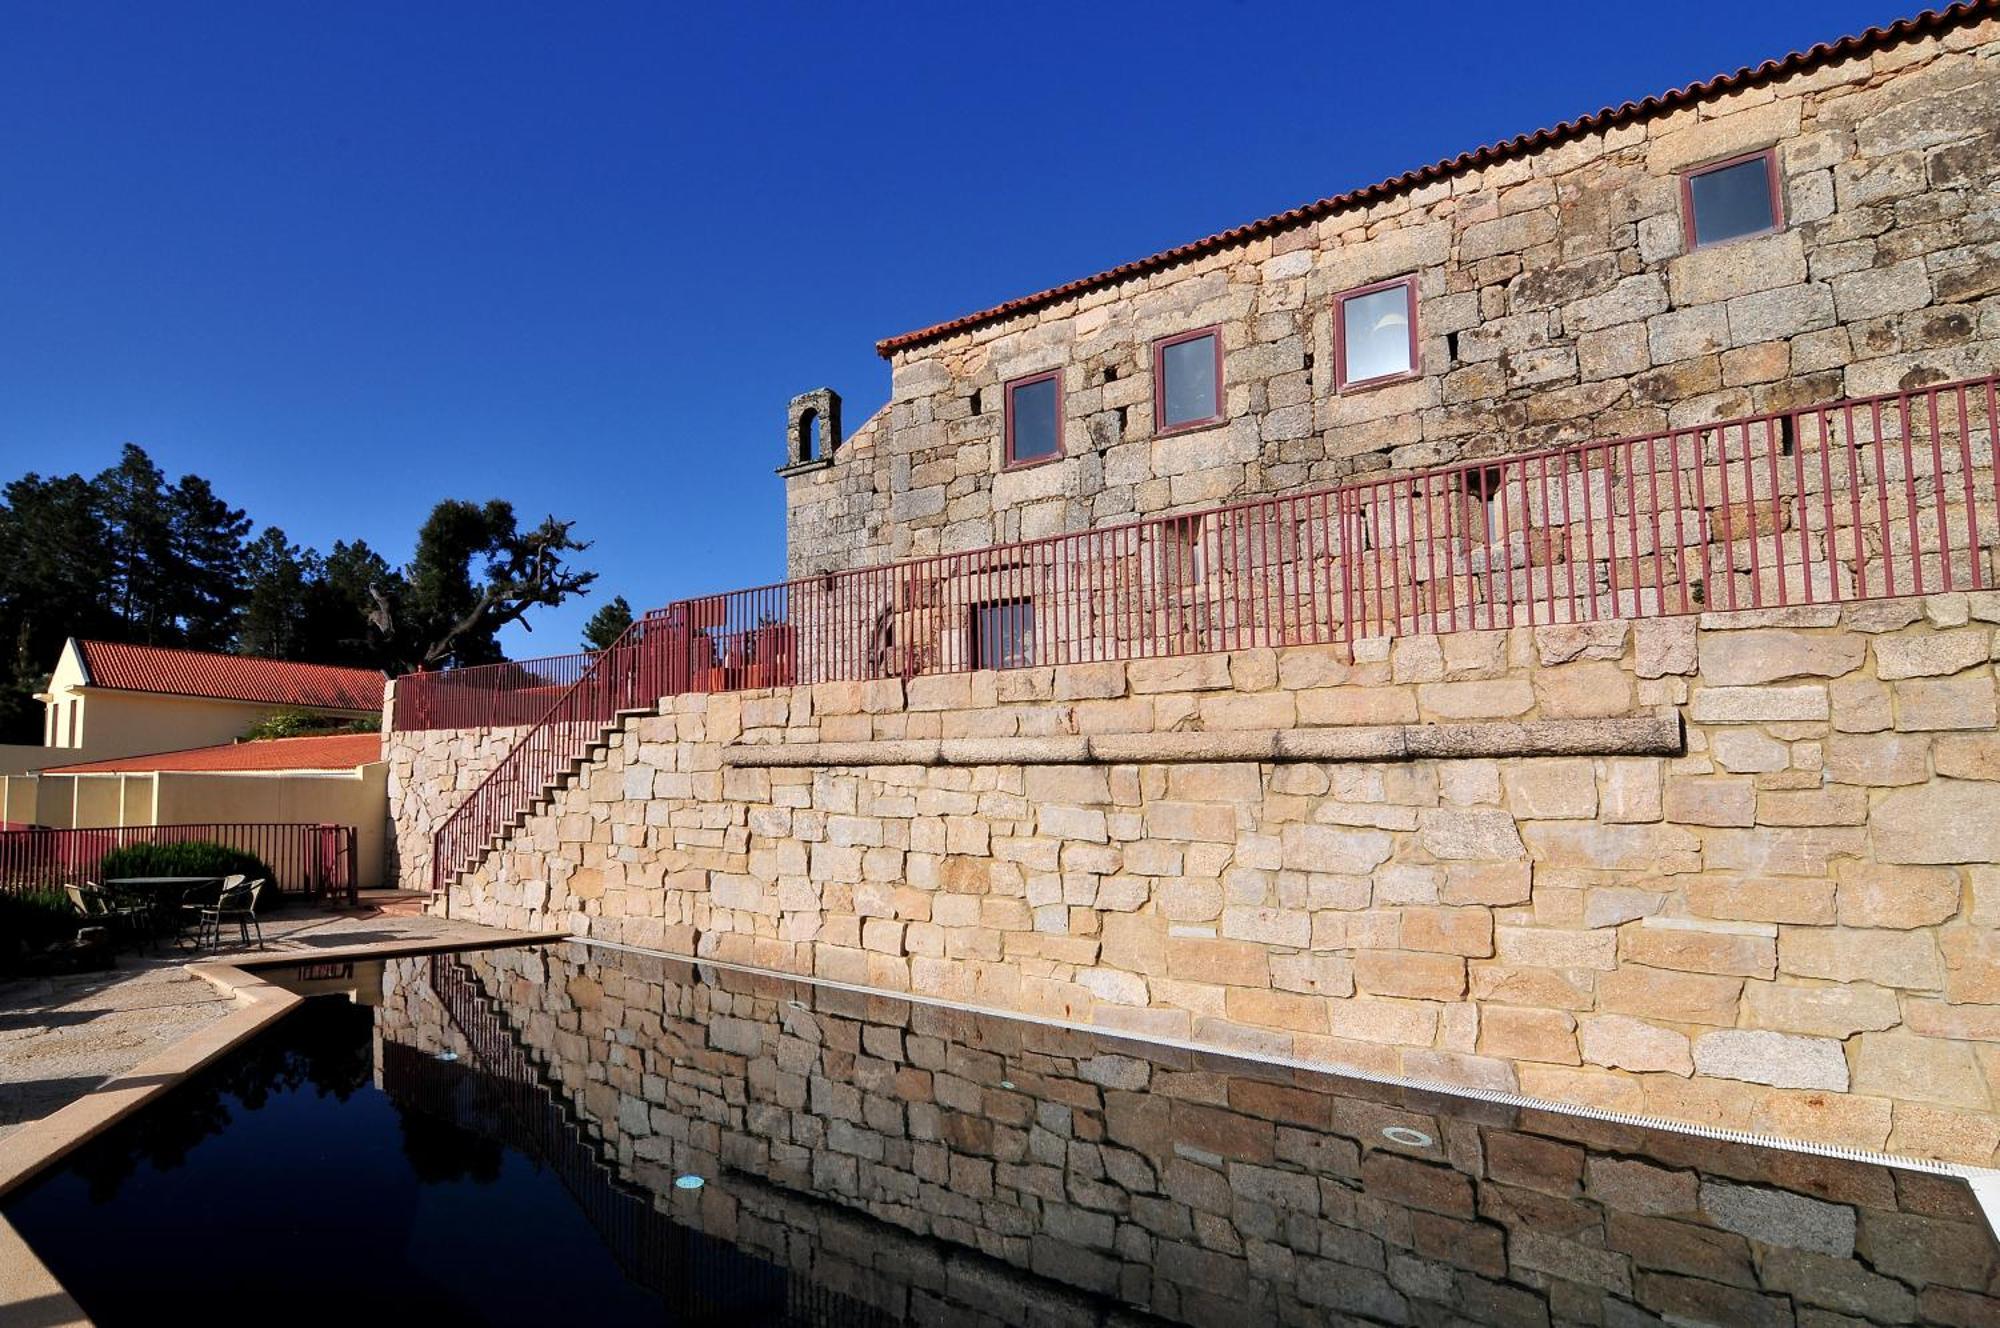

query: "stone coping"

left=0, top=928, right=563, bottom=1328
left=723, top=710, right=1683, bottom=767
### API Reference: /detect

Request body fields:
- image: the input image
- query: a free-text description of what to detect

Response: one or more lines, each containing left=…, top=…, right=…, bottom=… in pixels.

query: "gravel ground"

left=0, top=907, right=521, bottom=1141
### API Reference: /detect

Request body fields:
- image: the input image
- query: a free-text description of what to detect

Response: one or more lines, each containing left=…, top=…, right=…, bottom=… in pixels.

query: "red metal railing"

left=628, top=374, right=1998, bottom=680
left=0, top=822, right=357, bottom=902
left=430, top=614, right=679, bottom=890
left=393, top=652, right=599, bottom=731
left=426, top=373, right=1997, bottom=889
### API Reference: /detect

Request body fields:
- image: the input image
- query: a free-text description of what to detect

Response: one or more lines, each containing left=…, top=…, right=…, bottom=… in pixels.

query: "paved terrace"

left=0, top=904, right=514, bottom=1142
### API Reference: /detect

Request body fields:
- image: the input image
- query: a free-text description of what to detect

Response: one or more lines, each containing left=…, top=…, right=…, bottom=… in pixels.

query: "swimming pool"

left=8, top=940, right=1996, bottom=1325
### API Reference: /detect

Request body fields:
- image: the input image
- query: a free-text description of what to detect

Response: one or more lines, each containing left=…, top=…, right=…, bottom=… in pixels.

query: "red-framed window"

left=970, top=599, right=1035, bottom=670
left=1003, top=370, right=1063, bottom=468
left=1152, top=326, right=1224, bottom=435
left=1332, top=275, right=1420, bottom=392
left=1680, top=147, right=1783, bottom=250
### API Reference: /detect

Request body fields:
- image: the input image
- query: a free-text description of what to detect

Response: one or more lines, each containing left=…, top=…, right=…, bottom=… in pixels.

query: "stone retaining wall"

left=382, top=721, right=529, bottom=891
left=425, top=595, right=2000, bottom=1163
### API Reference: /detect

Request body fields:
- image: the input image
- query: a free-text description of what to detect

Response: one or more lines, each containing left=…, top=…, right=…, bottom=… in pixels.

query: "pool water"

left=8, top=941, right=1997, bottom=1326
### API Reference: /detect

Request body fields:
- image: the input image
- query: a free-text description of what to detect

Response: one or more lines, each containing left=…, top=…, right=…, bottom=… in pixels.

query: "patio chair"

left=198, top=879, right=264, bottom=949
left=177, top=874, right=243, bottom=947
left=63, top=882, right=102, bottom=919
left=85, top=881, right=155, bottom=952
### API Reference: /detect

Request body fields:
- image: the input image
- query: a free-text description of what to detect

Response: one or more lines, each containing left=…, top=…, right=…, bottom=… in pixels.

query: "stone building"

left=784, top=3, right=1999, bottom=584
left=392, top=5, right=2000, bottom=1167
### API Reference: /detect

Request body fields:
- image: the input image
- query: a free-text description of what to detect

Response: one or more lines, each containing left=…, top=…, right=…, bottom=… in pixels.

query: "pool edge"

left=0, top=928, right=564, bottom=1328
left=577, top=935, right=2000, bottom=1203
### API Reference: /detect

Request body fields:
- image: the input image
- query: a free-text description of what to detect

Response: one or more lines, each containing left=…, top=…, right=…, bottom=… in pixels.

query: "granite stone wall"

left=419, top=594, right=2000, bottom=1163
left=373, top=943, right=2000, bottom=1326
left=785, top=17, right=2000, bottom=577
left=382, top=722, right=530, bottom=890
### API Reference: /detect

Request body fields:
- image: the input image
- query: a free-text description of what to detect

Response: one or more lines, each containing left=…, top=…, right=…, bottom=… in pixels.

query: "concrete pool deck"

left=7, top=924, right=2000, bottom=1326
left=0, top=908, right=558, bottom=1328
left=0, top=905, right=523, bottom=1144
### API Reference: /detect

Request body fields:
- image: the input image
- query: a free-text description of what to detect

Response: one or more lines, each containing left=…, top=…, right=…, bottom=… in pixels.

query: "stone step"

left=357, top=888, right=430, bottom=917
left=441, top=703, right=660, bottom=895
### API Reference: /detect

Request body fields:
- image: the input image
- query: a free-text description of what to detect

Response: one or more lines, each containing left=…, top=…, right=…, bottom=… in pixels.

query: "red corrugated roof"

left=40, top=733, right=383, bottom=774
left=75, top=641, right=384, bottom=711
left=876, top=2, right=1994, bottom=357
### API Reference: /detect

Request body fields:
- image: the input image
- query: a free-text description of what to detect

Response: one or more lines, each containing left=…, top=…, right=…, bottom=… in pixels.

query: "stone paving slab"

left=0, top=906, right=516, bottom=1141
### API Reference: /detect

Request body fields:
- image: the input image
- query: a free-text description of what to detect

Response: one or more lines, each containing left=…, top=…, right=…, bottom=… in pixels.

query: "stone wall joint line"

left=722, top=709, right=1683, bottom=767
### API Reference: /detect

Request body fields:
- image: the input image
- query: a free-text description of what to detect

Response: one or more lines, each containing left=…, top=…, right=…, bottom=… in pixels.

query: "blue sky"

left=0, top=0, right=1899, bottom=658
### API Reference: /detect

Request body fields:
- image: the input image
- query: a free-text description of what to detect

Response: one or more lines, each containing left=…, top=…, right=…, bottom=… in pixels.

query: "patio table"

left=101, top=876, right=223, bottom=942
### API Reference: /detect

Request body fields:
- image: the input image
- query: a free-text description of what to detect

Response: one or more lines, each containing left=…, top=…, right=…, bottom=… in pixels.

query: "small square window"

left=1333, top=276, right=1419, bottom=391
left=971, top=599, right=1035, bottom=670
left=1460, top=466, right=1505, bottom=542
left=1153, top=327, right=1223, bottom=434
left=1681, top=149, right=1782, bottom=249
left=1004, top=371, right=1063, bottom=467
left=1152, top=515, right=1208, bottom=590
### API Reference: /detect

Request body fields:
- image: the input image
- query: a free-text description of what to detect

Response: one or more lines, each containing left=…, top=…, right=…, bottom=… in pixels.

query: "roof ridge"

left=37, top=731, right=382, bottom=775
left=75, top=638, right=384, bottom=678
left=875, top=1, right=1996, bottom=358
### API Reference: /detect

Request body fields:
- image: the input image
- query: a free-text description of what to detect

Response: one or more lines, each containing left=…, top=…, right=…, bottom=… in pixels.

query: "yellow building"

left=0, top=642, right=391, bottom=888
left=9, top=638, right=383, bottom=771
left=17, top=734, right=389, bottom=887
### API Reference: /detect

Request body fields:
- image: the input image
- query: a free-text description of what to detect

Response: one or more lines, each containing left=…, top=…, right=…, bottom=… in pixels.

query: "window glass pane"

left=974, top=601, right=1035, bottom=670
left=1688, top=158, right=1775, bottom=245
left=1161, top=333, right=1219, bottom=427
left=1341, top=286, right=1413, bottom=384
left=1009, top=377, right=1059, bottom=462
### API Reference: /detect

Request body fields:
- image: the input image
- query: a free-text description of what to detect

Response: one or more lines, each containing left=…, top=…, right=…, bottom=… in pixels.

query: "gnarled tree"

left=391, top=500, right=597, bottom=672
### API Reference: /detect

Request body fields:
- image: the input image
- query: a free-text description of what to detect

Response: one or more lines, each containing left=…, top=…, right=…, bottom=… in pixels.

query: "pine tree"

left=95, top=445, right=175, bottom=641
left=166, top=473, right=251, bottom=648
left=238, top=527, right=312, bottom=659
left=581, top=595, right=634, bottom=650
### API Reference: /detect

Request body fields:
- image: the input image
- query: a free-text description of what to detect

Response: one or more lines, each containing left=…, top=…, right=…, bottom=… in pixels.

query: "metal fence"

left=0, top=822, right=356, bottom=902
left=401, top=372, right=2000, bottom=735
left=423, top=373, right=1998, bottom=889
left=692, top=373, right=1998, bottom=677
left=392, top=652, right=598, bottom=731
left=430, top=613, right=678, bottom=889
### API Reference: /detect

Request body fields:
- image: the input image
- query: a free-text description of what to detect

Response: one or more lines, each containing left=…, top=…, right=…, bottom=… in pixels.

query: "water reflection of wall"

left=373, top=949, right=1135, bottom=1325
left=372, top=943, right=2000, bottom=1327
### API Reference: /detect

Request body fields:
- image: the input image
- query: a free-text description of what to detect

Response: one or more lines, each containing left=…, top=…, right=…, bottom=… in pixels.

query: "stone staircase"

left=431, top=612, right=684, bottom=897
left=479, top=707, right=654, bottom=852
left=433, top=703, right=659, bottom=898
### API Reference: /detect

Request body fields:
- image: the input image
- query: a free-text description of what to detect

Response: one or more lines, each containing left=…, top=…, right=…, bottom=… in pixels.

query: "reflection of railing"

left=0, top=821, right=355, bottom=902
left=415, top=955, right=886, bottom=1326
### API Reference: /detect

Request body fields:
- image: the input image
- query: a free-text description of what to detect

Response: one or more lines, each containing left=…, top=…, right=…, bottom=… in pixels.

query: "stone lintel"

left=724, top=710, right=1682, bottom=768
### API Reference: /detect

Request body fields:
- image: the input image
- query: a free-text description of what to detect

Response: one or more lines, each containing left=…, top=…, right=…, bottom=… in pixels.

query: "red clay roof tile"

left=40, top=733, right=383, bottom=775
left=75, top=641, right=384, bottom=711
left=875, top=2, right=1994, bottom=358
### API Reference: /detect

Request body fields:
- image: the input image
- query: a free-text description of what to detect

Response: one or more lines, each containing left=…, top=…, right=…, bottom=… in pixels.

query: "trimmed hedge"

left=95, top=842, right=278, bottom=898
